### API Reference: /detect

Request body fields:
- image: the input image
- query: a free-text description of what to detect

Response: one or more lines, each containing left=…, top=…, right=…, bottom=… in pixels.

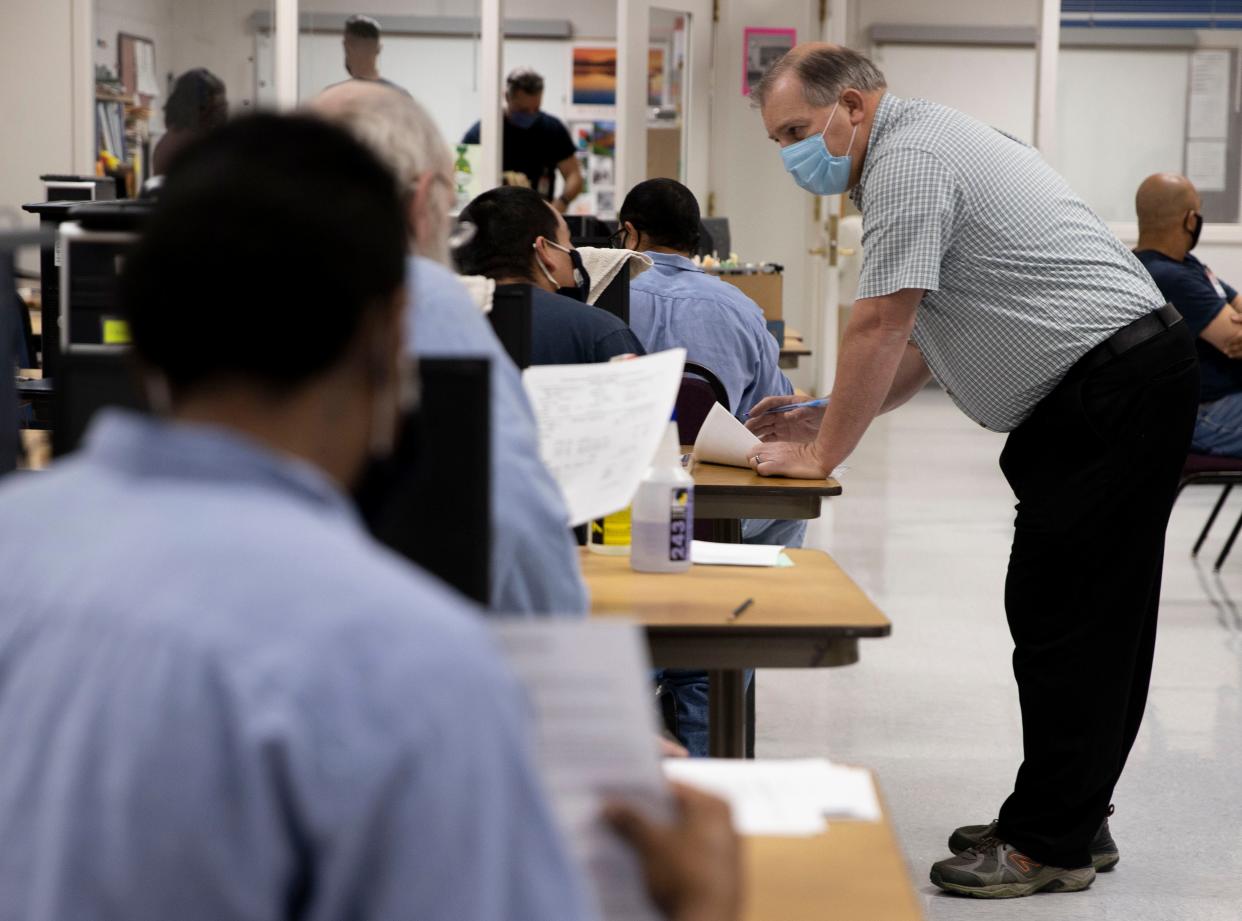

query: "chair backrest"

left=593, top=269, right=629, bottom=324
left=676, top=361, right=730, bottom=445
left=488, top=284, right=533, bottom=370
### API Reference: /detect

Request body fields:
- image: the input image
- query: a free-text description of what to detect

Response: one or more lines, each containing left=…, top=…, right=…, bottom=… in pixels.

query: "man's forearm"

left=560, top=169, right=583, bottom=204
left=812, top=300, right=919, bottom=469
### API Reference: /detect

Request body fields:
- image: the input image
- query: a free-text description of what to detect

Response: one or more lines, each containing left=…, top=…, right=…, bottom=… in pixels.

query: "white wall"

left=711, top=0, right=819, bottom=390
left=1, top=0, right=81, bottom=238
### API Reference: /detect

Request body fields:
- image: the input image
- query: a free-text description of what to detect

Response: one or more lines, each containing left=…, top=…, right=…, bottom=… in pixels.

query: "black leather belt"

left=1078, top=302, right=1183, bottom=374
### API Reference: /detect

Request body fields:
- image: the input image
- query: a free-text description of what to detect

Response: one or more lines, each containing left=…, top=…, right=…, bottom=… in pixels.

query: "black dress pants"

left=994, top=322, right=1198, bottom=869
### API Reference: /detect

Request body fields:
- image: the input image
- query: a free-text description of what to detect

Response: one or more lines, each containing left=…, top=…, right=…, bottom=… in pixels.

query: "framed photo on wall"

left=743, top=27, right=796, bottom=97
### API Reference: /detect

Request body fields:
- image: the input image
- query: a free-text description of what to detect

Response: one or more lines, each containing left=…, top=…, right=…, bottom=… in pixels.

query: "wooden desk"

left=584, top=549, right=890, bottom=757
left=745, top=797, right=922, bottom=921
left=779, top=335, right=812, bottom=370
left=690, top=456, right=841, bottom=522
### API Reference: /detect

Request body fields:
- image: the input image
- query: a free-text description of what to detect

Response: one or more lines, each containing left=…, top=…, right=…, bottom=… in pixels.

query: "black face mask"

left=1187, top=211, right=1204, bottom=251
left=538, top=240, right=592, bottom=303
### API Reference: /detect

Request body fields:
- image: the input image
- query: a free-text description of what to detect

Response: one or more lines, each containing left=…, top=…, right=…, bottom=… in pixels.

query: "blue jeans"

left=741, top=517, right=807, bottom=547
left=655, top=669, right=753, bottom=757
left=1192, top=394, right=1242, bottom=457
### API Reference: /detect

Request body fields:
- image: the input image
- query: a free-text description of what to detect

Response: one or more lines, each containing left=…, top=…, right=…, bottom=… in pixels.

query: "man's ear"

left=842, top=88, right=866, bottom=122
left=624, top=221, right=639, bottom=250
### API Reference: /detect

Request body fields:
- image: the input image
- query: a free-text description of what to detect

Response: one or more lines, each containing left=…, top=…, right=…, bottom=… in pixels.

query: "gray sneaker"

left=948, top=806, right=1119, bottom=872
left=931, top=837, right=1096, bottom=898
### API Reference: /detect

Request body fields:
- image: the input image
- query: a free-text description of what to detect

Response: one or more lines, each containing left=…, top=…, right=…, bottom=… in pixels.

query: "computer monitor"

left=355, top=357, right=492, bottom=605
left=489, top=285, right=534, bottom=370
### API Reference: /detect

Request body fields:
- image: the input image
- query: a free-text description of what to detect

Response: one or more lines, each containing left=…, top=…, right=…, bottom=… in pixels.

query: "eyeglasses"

left=609, top=228, right=628, bottom=249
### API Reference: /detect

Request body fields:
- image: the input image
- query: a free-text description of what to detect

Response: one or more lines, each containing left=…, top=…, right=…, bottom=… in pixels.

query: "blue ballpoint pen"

left=754, top=397, right=831, bottom=416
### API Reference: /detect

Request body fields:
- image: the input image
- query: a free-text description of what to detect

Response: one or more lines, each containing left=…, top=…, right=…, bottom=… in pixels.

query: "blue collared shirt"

left=0, top=411, right=594, bottom=921
left=629, top=252, right=793, bottom=418
left=408, top=256, right=588, bottom=615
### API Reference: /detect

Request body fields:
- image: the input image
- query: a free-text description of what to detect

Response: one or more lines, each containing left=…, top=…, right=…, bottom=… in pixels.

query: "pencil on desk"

left=731, top=598, right=754, bottom=620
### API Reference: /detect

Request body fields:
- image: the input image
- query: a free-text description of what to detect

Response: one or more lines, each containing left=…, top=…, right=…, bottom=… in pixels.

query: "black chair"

left=676, top=361, right=729, bottom=445
left=1176, top=453, right=1242, bottom=570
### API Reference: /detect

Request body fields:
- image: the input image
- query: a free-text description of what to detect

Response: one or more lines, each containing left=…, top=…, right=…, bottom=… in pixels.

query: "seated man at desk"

left=311, top=79, right=587, bottom=615
left=0, top=114, right=738, bottom=921
left=1134, top=172, right=1242, bottom=457
left=454, top=185, right=645, bottom=365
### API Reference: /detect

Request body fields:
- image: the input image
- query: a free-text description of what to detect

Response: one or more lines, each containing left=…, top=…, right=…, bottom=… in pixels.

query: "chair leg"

left=1195, top=484, right=1234, bottom=557
left=1215, top=508, right=1242, bottom=571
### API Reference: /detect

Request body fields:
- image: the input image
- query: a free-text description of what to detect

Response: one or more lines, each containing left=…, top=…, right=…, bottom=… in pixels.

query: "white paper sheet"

left=691, top=540, right=784, bottom=567
left=492, top=620, right=671, bottom=921
left=692, top=401, right=761, bottom=468
left=523, top=349, right=686, bottom=526
left=662, top=758, right=882, bottom=836
left=1188, top=50, right=1231, bottom=140
left=1187, top=139, right=1228, bottom=193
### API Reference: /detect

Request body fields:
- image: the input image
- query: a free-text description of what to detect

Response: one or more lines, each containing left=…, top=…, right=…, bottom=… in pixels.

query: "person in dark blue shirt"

left=454, top=185, right=644, bottom=365
left=462, top=69, right=584, bottom=211
left=1134, top=172, right=1242, bottom=456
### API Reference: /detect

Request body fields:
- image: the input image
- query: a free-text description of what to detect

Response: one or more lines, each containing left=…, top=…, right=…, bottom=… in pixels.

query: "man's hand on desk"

left=744, top=395, right=827, bottom=443
left=746, top=440, right=831, bottom=479
left=605, top=783, right=741, bottom=921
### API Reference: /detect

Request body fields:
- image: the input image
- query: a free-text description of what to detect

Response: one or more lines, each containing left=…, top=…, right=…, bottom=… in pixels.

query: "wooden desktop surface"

left=688, top=454, right=841, bottom=497
left=744, top=797, right=923, bottom=921
left=583, top=549, right=887, bottom=633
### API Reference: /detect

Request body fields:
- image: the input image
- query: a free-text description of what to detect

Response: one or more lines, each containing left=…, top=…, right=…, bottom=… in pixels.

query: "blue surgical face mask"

left=781, top=102, right=857, bottom=196
left=509, top=110, right=539, bottom=129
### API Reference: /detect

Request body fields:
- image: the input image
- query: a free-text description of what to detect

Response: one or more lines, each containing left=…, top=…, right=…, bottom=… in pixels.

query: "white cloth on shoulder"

left=576, top=247, right=654, bottom=305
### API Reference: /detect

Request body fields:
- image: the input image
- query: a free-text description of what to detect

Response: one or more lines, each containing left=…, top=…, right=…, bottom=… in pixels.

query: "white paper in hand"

left=523, top=349, right=686, bottom=526
left=492, top=620, right=671, bottom=921
left=692, top=402, right=761, bottom=468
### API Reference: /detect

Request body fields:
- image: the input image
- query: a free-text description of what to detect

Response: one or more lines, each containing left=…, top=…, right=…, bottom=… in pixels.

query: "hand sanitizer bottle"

left=631, top=417, right=694, bottom=573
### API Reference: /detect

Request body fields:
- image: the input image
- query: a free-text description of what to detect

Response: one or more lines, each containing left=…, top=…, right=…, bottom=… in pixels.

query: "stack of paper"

left=662, top=758, right=882, bottom=836
left=691, top=540, right=784, bottom=567
left=523, top=349, right=686, bottom=526
left=692, top=402, right=761, bottom=468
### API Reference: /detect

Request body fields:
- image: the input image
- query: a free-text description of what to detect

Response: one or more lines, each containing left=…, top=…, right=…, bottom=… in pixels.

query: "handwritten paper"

left=492, top=620, right=670, bottom=921
left=692, top=402, right=760, bottom=468
left=523, top=348, right=685, bottom=526
left=663, top=758, right=882, bottom=836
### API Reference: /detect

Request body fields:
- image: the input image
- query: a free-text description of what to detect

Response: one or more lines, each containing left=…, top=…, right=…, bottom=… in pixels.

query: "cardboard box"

left=718, top=272, right=782, bottom=322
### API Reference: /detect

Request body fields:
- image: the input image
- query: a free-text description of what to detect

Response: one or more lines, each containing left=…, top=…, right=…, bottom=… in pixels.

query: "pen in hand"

left=751, top=397, right=831, bottom=417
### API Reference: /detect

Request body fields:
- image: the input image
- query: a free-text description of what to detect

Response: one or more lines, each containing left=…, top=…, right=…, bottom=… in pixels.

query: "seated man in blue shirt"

left=619, top=178, right=801, bottom=756
left=312, top=79, right=587, bottom=615
left=454, top=185, right=645, bottom=365
left=0, top=114, right=737, bottom=921
left=1134, top=172, right=1242, bottom=456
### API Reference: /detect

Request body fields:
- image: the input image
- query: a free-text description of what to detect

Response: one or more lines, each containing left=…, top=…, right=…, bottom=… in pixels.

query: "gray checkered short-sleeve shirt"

left=850, top=94, right=1165, bottom=432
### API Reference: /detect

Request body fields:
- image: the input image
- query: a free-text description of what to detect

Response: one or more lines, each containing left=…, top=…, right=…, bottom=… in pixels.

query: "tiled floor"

left=758, top=387, right=1242, bottom=920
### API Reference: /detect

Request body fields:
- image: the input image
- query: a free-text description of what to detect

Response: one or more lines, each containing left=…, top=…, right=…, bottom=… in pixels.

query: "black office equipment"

left=488, top=285, right=534, bottom=370
left=355, top=358, right=492, bottom=605
left=565, top=214, right=616, bottom=247
left=594, top=269, right=630, bottom=325
left=2, top=228, right=56, bottom=473
left=52, top=351, right=145, bottom=457
left=40, top=175, right=117, bottom=202
left=698, top=217, right=731, bottom=258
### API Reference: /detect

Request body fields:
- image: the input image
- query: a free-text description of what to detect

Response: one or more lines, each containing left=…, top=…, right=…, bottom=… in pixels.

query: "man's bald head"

left=310, top=80, right=455, bottom=263
left=1136, top=173, right=1200, bottom=232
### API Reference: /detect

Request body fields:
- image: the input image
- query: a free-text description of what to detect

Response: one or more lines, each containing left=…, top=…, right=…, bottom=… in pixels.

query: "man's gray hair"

left=753, top=46, right=886, bottom=109
left=327, top=86, right=452, bottom=185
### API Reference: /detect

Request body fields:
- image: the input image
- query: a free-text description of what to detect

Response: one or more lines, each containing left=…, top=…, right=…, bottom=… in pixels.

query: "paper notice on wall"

left=1188, top=50, right=1230, bottom=139
left=492, top=620, right=670, bottom=921
left=523, top=348, right=685, bottom=526
left=1187, top=139, right=1229, bottom=192
left=136, top=41, right=160, bottom=97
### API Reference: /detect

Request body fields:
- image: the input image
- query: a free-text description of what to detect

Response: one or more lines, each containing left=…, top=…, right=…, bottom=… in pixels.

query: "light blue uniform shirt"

left=0, top=411, right=595, bottom=921
left=629, top=252, right=794, bottom=419
left=408, top=256, right=588, bottom=615
left=629, top=252, right=805, bottom=547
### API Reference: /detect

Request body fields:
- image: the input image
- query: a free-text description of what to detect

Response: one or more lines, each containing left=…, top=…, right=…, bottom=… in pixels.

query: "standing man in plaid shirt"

left=746, top=43, right=1198, bottom=898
